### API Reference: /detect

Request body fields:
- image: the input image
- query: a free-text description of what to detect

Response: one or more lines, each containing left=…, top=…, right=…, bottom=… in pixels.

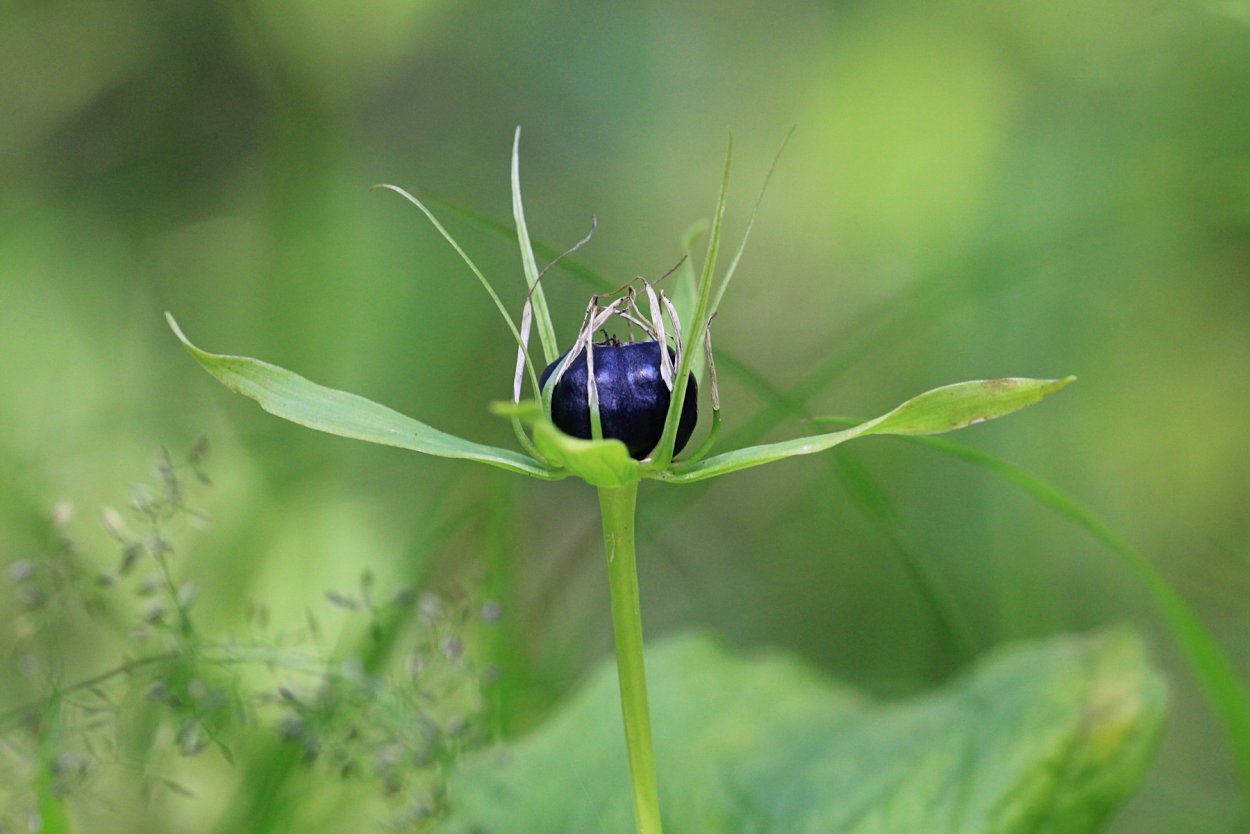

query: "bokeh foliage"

left=3, top=1, right=1250, bottom=831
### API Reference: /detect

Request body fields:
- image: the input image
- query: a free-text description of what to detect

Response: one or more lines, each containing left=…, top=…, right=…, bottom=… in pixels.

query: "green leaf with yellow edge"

left=444, top=629, right=1164, bottom=834
left=659, top=376, right=1075, bottom=483
left=868, top=376, right=1077, bottom=435
left=167, top=314, right=559, bottom=480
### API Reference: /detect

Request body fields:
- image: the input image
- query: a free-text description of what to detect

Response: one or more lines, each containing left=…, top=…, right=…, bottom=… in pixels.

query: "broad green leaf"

left=167, top=314, right=559, bottom=480
left=658, top=376, right=1074, bottom=483
left=492, top=400, right=640, bottom=490
left=531, top=415, right=640, bottom=488
left=494, top=398, right=639, bottom=487
left=444, top=629, right=1164, bottom=834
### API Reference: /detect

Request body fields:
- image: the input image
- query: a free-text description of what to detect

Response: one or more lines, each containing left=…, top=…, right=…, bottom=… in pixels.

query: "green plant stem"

left=597, top=482, right=663, bottom=834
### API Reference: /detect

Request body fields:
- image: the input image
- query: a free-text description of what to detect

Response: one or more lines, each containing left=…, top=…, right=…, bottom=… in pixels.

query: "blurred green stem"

left=36, top=702, right=74, bottom=834
left=598, top=482, right=663, bottom=834
left=484, top=480, right=518, bottom=739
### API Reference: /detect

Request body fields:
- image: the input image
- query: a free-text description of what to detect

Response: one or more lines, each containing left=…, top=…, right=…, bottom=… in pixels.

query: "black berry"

left=540, top=341, right=698, bottom=461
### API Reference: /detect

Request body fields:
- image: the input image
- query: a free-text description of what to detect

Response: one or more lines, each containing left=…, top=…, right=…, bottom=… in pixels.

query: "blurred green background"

left=3, top=0, right=1249, bottom=831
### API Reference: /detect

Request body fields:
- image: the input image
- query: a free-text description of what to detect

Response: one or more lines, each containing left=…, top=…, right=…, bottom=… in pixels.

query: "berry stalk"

left=597, top=482, right=663, bottom=834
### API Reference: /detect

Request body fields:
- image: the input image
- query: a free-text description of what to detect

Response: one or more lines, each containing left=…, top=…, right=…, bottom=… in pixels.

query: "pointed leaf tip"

left=165, top=311, right=187, bottom=342
left=867, top=376, right=1075, bottom=437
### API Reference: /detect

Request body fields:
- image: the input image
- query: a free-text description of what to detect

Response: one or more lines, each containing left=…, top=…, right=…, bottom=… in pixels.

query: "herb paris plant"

left=167, top=130, right=1073, bottom=834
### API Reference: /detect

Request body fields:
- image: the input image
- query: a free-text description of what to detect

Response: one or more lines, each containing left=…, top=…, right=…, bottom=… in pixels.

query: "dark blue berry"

left=539, top=341, right=698, bottom=461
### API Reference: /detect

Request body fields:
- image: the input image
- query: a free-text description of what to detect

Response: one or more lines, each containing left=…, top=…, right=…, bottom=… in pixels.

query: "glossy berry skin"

left=539, top=341, right=698, bottom=461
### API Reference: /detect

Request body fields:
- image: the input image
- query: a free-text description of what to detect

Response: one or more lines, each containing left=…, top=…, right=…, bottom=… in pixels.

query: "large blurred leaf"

left=815, top=420, right=1250, bottom=799
left=444, top=629, right=1163, bottom=834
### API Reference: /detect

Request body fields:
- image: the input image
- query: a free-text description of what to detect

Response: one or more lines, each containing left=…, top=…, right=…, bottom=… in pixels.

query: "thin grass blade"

left=372, top=183, right=542, bottom=399
left=829, top=449, right=978, bottom=662
left=708, top=126, right=794, bottom=318
left=814, top=422, right=1250, bottom=801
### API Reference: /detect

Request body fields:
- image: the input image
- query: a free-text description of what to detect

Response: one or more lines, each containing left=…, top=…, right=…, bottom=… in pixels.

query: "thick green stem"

left=597, top=482, right=663, bottom=834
